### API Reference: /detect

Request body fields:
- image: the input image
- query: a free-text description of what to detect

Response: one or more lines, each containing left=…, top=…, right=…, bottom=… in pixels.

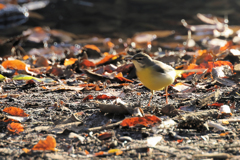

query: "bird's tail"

left=175, top=69, right=206, bottom=78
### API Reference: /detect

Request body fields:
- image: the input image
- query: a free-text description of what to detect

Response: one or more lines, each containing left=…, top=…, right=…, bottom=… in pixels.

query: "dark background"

left=1, top=0, right=240, bottom=39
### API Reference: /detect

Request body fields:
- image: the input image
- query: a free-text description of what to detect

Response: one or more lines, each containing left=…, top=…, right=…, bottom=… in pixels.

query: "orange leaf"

left=208, top=102, right=224, bottom=107
left=94, top=151, right=105, bottom=157
left=3, top=107, right=29, bottom=117
left=7, top=122, right=24, bottom=134
left=220, top=41, right=232, bottom=51
left=116, top=150, right=123, bottom=156
left=107, top=41, right=114, bottom=48
left=0, top=94, right=7, bottom=99
left=0, top=3, right=6, bottom=10
left=83, top=95, right=94, bottom=102
left=32, top=135, right=57, bottom=151
left=22, top=55, right=30, bottom=60
left=220, top=132, right=230, bottom=136
left=182, top=61, right=233, bottom=78
left=80, top=59, right=95, bottom=68
left=95, top=95, right=117, bottom=100
left=94, top=85, right=103, bottom=91
left=2, top=60, right=27, bottom=70
left=120, top=115, right=161, bottom=127
left=84, top=44, right=101, bottom=53
left=95, top=54, right=115, bottom=66
left=22, top=148, right=31, bottom=154
left=64, top=58, right=78, bottom=66
left=115, top=72, right=133, bottom=83
left=177, top=139, right=183, bottom=143
left=85, top=150, right=89, bottom=155
left=4, top=119, right=19, bottom=122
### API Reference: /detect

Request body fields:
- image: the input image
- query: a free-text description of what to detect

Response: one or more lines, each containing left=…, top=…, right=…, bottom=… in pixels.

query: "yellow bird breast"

left=136, top=67, right=176, bottom=91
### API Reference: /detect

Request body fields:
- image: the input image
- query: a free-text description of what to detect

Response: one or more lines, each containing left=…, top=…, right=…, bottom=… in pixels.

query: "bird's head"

left=131, top=52, right=153, bottom=70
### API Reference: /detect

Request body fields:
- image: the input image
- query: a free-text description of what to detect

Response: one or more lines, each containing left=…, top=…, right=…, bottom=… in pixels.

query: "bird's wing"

left=152, top=60, right=175, bottom=73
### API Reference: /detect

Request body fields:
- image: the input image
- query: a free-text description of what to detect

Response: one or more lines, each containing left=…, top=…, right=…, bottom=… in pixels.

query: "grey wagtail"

left=131, top=52, right=203, bottom=106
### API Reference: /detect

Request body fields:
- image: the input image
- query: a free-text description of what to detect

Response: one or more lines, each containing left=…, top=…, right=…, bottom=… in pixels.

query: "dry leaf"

left=32, top=135, right=57, bottom=151
left=120, top=115, right=161, bottom=127
left=2, top=60, right=27, bottom=70
left=83, top=95, right=94, bottom=102
left=98, top=132, right=113, bottom=140
left=3, top=107, right=29, bottom=117
left=7, top=122, right=24, bottom=134
left=95, top=95, right=117, bottom=100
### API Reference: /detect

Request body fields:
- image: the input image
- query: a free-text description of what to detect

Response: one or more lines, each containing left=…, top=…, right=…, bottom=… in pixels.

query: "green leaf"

left=13, top=74, right=41, bottom=82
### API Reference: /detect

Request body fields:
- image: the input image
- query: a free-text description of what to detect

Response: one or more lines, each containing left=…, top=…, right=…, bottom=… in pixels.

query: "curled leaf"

left=83, top=95, right=94, bottom=102
left=115, top=72, right=133, bottom=83
left=7, top=122, right=24, bottom=134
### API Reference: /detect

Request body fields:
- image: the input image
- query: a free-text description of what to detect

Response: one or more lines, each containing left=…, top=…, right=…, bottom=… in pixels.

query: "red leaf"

left=208, top=102, right=224, bottom=107
left=3, top=107, right=29, bottom=117
left=80, top=59, right=95, bottom=68
left=120, top=115, right=161, bottom=127
left=95, top=95, right=117, bottom=100
left=83, top=95, right=94, bottom=102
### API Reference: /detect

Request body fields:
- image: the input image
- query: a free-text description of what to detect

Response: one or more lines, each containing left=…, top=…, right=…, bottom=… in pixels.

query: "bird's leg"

left=147, top=91, right=154, bottom=107
left=165, top=86, right=168, bottom=104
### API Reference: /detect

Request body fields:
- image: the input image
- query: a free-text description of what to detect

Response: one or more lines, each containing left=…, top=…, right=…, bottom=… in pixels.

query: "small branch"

left=87, top=120, right=122, bottom=132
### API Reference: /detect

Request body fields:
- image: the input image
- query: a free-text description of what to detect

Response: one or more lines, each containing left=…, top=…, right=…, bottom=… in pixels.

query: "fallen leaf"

left=177, top=139, right=183, bottom=143
left=98, top=132, right=113, bottom=140
left=34, top=56, right=49, bottom=67
left=13, top=74, right=41, bottom=82
left=95, top=54, right=115, bottom=66
left=95, top=95, right=117, bottom=100
left=32, top=135, right=57, bottom=151
left=79, top=59, right=95, bottom=68
left=22, top=148, right=31, bottom=154
left=3, top=107, right=29, bottom=117
left=64, top=58, right=78, bottom=66
left=2, top=60, right=27, bottom=70
left=115, top=72, right=133, bottom=83
left=219, top=131, right=230, bottom=136
left=94, top=151, right=105, bottom=157
left=84, top=44, right=101, bottom=53
left=120, top=115, right=161, bottom=127
left=108, top=149, right=123, bottom=155
left=208, top=102, right=224, bottom=107
left=85, top=150, right=89, bottom=155
left=83, top=95, right=94, bottom=102
left=7, top=122, right=24, bottom=134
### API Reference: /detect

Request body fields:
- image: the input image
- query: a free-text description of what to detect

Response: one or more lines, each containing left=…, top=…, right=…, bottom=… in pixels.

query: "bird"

left=130, top=52, right=203, bottom=106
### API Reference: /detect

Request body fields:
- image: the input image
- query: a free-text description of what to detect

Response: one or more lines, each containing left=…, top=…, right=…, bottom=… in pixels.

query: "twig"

left=193, top=153, right=232, bottom=159
left=87, top=120, right=122, bottom=132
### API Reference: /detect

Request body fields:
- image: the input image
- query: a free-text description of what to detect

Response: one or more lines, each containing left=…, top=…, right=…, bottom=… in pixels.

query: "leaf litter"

left=1, top=6, right=240, bottom=160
